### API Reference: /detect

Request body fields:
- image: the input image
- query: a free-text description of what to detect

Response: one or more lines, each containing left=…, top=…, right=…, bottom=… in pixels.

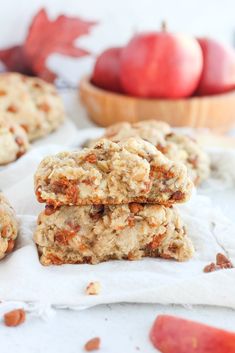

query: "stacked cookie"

left=0, top=73, right=65, bottom=165
left=34, top=137, right=194, bottom=265
left=87, top=120, right=210, bottom=186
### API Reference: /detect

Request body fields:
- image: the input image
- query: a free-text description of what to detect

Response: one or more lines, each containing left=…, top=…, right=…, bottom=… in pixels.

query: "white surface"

left=2, top=303, right=235, bottom=353
left=0, top=2, right=235, bottom=349
left=1, top=94, right=235, bottom=351
left=1, top=130, right=235, bottom=309
left=0, top=0, right=235, bottom=85
left=1, top=194, right=235, bottom=308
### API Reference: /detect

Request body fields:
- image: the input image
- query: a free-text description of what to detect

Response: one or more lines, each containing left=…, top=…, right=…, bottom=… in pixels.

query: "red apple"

left=150, top=315, right=235, bottom=353
left=91, top=47, right=123, bottom=93
left=120, top=31, right=203, bottom=98
left=197, top=38, right=235, bottom=95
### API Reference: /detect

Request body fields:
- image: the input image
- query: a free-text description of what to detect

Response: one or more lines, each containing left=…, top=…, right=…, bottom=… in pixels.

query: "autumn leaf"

left=0, top=8, right=96, bottom=82
left=0, top=45, right=32, bottom=74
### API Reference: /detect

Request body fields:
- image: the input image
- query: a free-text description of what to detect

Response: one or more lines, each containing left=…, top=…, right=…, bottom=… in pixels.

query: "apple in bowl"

left=120, top=30, right=203, bottom=98
left=84, top=27, right=235, bottom=132
left=197, top=37, right=235, bottom=95
left=91, top=47, right=123, bottom=93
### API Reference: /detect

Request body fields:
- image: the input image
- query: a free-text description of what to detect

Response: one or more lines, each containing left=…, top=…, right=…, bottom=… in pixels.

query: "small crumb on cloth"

left=86, top=281, right=101, bottom=295
left=204, top=253, right=233, bottom=273
left=4, top=309, right=26, bottom=327
left=84, top=337, right=100, bottom=351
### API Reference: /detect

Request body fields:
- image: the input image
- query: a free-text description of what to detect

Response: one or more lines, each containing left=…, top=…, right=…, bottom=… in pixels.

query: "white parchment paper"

left=0, top=123, right=235, bottom=311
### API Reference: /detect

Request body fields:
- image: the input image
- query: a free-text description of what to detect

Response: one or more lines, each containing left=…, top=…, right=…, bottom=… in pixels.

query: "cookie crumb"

left=84, top=337, right=100, bottom=351
left=203, top=262, right=217, bottom=273
left=204, top=253, right=233, bottom=273
left=4, top=309, right=26, bottom=327
left=86, top=281, right=101, bottom=295
left=216, top=253, right=233, bottom=268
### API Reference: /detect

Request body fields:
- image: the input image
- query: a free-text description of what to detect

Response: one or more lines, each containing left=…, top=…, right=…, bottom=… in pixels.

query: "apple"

left=197, top=38, right=235, bottom=95
left=91, top=47, right=123, bottom=93
left=150, top=315, right=235, bottom=353
left=120, top=30, right=203, bottom=98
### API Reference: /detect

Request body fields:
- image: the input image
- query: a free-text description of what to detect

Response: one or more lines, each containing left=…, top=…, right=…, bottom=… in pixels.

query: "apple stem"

left=161, top=20, right=167, bottom=32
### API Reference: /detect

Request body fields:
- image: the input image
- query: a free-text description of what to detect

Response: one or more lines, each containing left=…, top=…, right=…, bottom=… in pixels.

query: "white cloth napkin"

left=0, top=124, right=235, bottom=311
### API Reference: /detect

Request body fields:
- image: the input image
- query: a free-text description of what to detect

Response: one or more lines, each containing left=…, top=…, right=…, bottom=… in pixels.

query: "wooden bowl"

left=79, top=76, right=235, bottom=132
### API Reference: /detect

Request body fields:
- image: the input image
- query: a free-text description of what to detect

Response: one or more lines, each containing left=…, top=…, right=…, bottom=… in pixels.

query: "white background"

left=1, top=1, right=235, bottom=352
left=0, top=0, right=234, bottom=84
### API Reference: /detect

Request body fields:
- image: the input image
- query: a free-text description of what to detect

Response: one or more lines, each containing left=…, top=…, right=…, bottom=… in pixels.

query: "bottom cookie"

left=0, top=193, right=18, bottom=259
left=34, top=203, right=194, bottom=265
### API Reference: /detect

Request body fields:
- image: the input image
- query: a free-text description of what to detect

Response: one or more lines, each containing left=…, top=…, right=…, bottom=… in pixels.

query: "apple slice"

left=197, top=38, right=235, bottom=95
left=150, top=315, right=235, bottom=352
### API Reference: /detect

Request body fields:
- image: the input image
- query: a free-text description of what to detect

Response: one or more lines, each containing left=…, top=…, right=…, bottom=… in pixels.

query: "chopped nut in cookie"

left=85, top=153, right=97, bottom=163
left=7, top=104, right=18, bottom=113
left=86, top=281, right=101, bottom=295
left=37, top=102, right=51, bottom=112
left=129, top=203, right=144, bottom=214
left=6, top=239, right=15, bottom=253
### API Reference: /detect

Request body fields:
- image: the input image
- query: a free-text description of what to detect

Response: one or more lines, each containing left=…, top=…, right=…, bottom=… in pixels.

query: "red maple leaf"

left=0, top=8, right=96, bottom=82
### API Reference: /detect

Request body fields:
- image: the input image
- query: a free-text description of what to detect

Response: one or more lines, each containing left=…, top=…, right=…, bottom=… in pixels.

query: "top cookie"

left=35, top=138, right=193, bottom=207
left=90, top=120, right=210, bottom=185
left=0, top=73, right=65, bottom=141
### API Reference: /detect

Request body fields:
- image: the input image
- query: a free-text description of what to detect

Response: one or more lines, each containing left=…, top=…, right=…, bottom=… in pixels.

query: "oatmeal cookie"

left=104, top=120, right=171, bottom=143
left=34, top=138, right=193, bottom=207
left=89, top=120, right=210, bottom=185
left=0, top=116, right=29, bottom=165
left=34, top=203, right=194, bottom=265
left=164, top=133, right=210, bottom=186
left=0, top=73, right=64, bottom=141
left=0, top=193, right=18, bottom=259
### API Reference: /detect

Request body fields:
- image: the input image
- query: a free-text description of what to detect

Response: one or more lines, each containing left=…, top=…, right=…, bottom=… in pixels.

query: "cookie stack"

left=34, top=137, right=194, bottom=265
left=87, top=120, right=210, bottom=186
